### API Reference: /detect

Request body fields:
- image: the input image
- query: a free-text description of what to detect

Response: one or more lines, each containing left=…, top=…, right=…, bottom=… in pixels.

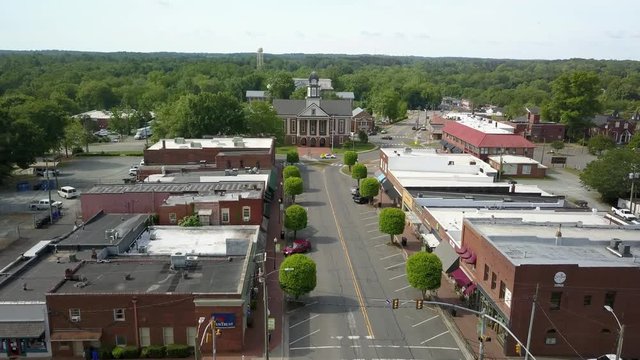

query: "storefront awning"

left=421, top=233, right=440, bottom=249
left=455, top=246, right=467, bottom=255
left=0, top=322, right=44, bottom=338
left=463, top=252, right=477, bottom=264
left=374, top=170, right=386, bottom=183
left=433, top=240, right=459, bottom=273
left=460, top=249, right=473, bottom=259
left=381, top=180, right=401, bottom=200
left=450, top=268, right=472, bottom=288
left=51, top=330, right=102, bottom=342
left=464, top=283, right=477, bottom=295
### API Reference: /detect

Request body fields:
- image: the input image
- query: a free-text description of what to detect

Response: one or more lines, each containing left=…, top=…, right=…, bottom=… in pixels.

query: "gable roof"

left=443, top=121, right=535, bottom=148
left=273, top=99, right=352, bottom=117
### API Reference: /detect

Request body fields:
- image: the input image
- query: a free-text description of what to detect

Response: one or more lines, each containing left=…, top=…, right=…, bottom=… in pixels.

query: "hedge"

left=99, top=346, right=114, bottom=359
left=165, top=344, right=191, bottom=358
left=140, top=345, right=165, bottom=358
left=111, top=346, right=139, bottom=359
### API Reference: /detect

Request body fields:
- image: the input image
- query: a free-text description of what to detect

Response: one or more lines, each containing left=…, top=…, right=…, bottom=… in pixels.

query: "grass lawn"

left=275, top=146, right=298, bottom=155
left=276, top=142, right=376, bottom=155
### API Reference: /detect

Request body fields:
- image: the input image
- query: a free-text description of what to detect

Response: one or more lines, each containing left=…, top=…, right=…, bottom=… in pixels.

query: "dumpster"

left=16, top=181, right=30, bottom=192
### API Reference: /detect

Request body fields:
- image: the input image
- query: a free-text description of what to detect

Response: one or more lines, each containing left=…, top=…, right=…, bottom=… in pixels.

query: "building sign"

left=212, top=313, right=236, bottom=329
left=268, top=317, right=275, bottom=331
left=504, top=288, right=512, bottom=308
left=402, top=190, right=414, bottom=211
left=551, top=156, right=567, bottom=164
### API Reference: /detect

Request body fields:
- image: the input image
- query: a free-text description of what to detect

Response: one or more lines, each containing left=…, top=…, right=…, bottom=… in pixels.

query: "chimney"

left=162, top=140, right=166, bottom=149
left=555, top=224, right=562, bottom=246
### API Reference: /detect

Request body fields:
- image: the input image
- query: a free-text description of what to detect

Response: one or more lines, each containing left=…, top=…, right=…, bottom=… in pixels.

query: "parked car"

left=381, top=135, right=393, bottom=140
left=283, top=239, right=311, bottom=256
left=320, top=153, right=337, bottom=159
left=29, top=199, right=63, bottom=211
left=380, top=130, right=388, bottom=134
left=353, top=194, right=369, bottom=204
left=411, top=126, right=417, bottom=130
left=57, top=186, right=79, bottom=199
left=36, top=168, right=59, bottom=177
left=420, top=126, right=426, bottom=131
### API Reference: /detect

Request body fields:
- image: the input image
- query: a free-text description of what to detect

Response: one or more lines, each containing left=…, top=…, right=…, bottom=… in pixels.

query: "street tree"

left=284, top=177, right=304, bottom=203
left=587, top=134, right=616, bottom=155
left=542, top=71, right=602, bottom=140
left=379, top=208, right=406, bottom=244
left=283, top=165, right=301, bottom=179
left=359, top=177, right=380, bottom=203
left=351, top=163, right=368, bottom=186
left=286, top=150, right=299, bottom=164
left=244, top=101, right=284, bottom=144
left=343, top=151, right=357, bottom=171
left=580, top=147, right=640, bottom=203
left=61, top=118, right=88, bottom=157
left=267, top=72, right=295, bottom=100
left=279, top=254, right=317, bottom=299
left=550, top=141, right=565, bottom=151
left=284, top=204, right=307, bottom=239
left=406, top=252, right=443, bottom=299
left=358, top=130, right=368, bottom=143
left=108, top=108, right=134, bottom=137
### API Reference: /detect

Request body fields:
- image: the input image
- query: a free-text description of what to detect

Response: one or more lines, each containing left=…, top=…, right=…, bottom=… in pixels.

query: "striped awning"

left=0, top=322, right=44, bottom=338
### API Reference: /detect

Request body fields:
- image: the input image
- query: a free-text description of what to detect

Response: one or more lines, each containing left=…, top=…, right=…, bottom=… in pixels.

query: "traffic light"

left=392, top=298, right=399, bottom=309
left=416, top=299, right=423, bottom=309
left=515, top=343, right=522, bottom=355
left=478, top=336, right=492, bottom=343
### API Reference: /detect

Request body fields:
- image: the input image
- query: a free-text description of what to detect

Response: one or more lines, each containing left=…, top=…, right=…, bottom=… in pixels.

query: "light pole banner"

left=212, top=313, right=236, bottom=328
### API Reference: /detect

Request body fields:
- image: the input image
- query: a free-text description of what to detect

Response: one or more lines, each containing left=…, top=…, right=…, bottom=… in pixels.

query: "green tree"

left=279, top=254, right=317, bottom=299
left=268, top=72, right=295, bottom=100
left=580, top=148, right=640, bottom=202
left=343, top=151, right=357, bottom=171
left=283, top=165, right=301, bottom=179
left=379, top=208, right=406, bottom=244
left=178, top=214, right=201, bottom=227
left=286, top=150, right=300, bottom=164
left=244, top=101, right=284, bottom=144
left=284, top=204, right=307, bottom=239
left=357, top=130, right=368, bottom=143
left=359, top=177, right=380, bottom=203
left=77, top=80, right=119, bottom=110
left=61, top=118, right=88, bottom=157
left=587, top=134, right=616, bottom=155
left=351, top=163, right=368, bottom=186
left=550, top=140, right=565, bottom=151
left=371, top=88, right=406, bottom=122
left=627, top=132, right=640, bottom=150
left=406, top=252, right=443, bottom=299
left=542, top=71, right=602, bottom=140
left=284, top=177, right=304, bottom=203
left=108, top=108, right=134, bottom=136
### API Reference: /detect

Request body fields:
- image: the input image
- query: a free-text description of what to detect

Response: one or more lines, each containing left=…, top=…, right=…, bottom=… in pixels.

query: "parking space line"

left=389, top=273, right=406, bottom=280
left=420, top=330, right=450, bottom=344
left=412, top=315, right=439, bottom=327
left=371, top=235, right=387, bottom=240
left=361, top=216, right=378, bottom=220
left=394, top=285, right=411, bottom=292
left=374, top=243, right=386, bottom=247
left=290, top=345, right=341, bottom=350
left=385, top=262, right=405, bottom=270
left=289, top=329, right=320, bottom=345
left=290, top=314, right=319, bottom=329
left=380, top=253, right=402, bottom=260
left=367, top=229, right=380, bottom=233
left=364, top=222, right=378, bottom=227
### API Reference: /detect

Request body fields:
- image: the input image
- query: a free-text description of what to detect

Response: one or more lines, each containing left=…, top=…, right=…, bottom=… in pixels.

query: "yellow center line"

left=322, top=168, right=375, bottom=338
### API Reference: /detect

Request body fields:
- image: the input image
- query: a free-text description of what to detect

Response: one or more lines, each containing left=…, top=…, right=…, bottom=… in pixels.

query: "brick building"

left=142, top=137, right=275, bottom=170
left=45, top=226, right=259, bottom=358
left=487, top=155, right=547, bottom=178
left=507, top=107, right=565, bottom=143
left=457, top=218, right=640, bottom=358
left=351, top=107, right=375, bottom=134
left=441, top=114, right=535, bottom=161
left=80, top=178, right=268, bottom=225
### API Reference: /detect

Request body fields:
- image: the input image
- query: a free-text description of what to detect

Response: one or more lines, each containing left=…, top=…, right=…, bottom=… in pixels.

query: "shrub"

left=140, top=345, right=166, bottom=358
left=72, top=146, right=84, bottom=154
left=165, top=344, right=191, bottom=358
left=111, top=346, right=139, bottom=359
left=99, top=346, right=114, bottom=359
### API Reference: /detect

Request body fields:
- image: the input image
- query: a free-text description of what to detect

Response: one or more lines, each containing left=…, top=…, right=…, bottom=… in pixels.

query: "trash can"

left=401, top=237, right=407, bottom=247
left=450, top=308, right=457, bottom=317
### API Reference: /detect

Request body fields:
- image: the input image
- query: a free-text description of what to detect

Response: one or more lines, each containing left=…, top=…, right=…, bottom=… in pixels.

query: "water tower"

left=256, top=47, right=264, bottom=70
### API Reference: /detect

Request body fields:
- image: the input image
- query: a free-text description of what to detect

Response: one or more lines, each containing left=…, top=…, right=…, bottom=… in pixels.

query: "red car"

left=283, top=239, right=311, bottom=256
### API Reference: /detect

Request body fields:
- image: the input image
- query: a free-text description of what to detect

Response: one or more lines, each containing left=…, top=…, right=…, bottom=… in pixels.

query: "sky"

left=1, top=0, right=639, bottom=60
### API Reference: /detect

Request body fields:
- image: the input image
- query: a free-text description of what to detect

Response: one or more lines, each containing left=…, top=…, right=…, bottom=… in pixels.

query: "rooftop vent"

left=175, top=137, right=186, bottom=144
left=171, top=252, right=187, bottom=269
left=190, top=142, right=202, bottom=148
left=233, top=137, right=245, bottom=148
left=470, top=161, right=476, bottom=165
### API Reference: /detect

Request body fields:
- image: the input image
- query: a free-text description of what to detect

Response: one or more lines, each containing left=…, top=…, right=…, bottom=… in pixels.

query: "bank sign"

left=212, top=313, right=236, bottom=329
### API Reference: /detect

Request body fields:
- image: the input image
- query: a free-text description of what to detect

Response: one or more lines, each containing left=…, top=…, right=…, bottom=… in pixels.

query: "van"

left=57, top=186, right=78, bottom=199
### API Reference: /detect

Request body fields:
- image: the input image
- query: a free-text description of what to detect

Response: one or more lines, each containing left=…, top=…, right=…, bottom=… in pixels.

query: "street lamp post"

left=604, top=305, right=624, bottom=360
left=260, top=266, right=294, bottom=360
left=195, top=317, right=205, bottom=360
left=273, top=237, right=278, bottom=270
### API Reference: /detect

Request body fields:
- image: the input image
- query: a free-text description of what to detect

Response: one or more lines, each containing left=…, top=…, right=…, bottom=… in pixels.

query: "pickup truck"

left=611, top=207, right=636, bottom=221
left=29, top=199, right=63, bottom=211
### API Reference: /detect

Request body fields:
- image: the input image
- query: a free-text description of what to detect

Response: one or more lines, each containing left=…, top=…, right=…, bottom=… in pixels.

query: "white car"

left=129, top=166, right=138, bottom=176
left=30, top=199, right=63, bottom=211
left=611, top=207, right=636, bottom=221
left=57, top=186, right=78, bottom=199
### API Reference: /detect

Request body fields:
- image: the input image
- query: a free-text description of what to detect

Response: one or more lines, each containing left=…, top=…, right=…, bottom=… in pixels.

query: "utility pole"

left=524, top=284, right=539, bottom=360
left=46, top=159, right=53, bottom=224
left=263, top=254, right=269, bottom=360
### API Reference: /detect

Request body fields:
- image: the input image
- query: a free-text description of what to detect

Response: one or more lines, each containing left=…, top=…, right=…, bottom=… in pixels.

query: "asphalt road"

left=285, top=162, right=463, bottom=360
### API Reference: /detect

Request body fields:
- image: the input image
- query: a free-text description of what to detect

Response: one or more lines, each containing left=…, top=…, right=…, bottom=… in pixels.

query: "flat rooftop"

left=445, top=112, right=514, bottom=134
left=144, top=173, right=270, bottom=186
left=147, top=138, right=274, bottom=151
left=428, top=208, right=606, bottom=247
left=468, top=218, right=640, bottom=267
left=487, top=155, right=545, bottom=166
left=58, top=213, right=147, bottom=247
left=52, top=256, right=247, bottom=294
left=0, top=250, right=94, bottom=302
left=134, top=225, right=260, bottom=256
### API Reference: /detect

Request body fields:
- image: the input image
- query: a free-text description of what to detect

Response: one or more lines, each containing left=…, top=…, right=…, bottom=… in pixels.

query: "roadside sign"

left=268, top=317, right=276, bottom=331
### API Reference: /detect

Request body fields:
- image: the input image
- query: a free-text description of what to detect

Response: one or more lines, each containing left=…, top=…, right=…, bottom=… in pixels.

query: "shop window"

left=601, top=328, right=611, bottom=334
left=187, top=327, right=197, bottom=347
left=169, top=213, right=177, bottom=224
left=163, top=327, right=174, bottom=345
left=583, top=295, right=592, bottom=306
left=550, top=292, right=562, bottom=310
left=27, top=335, right=47, bottom=352
left=483, top=264, right=489, bottom=281
left=221, top=208, right=230, bottom=224
left=242, top=206, right=251, bottom=222
left=69, top=308, right=81, bottom=322
left=139, top=327, right=151, bottom=347
left=115, top=335, right=127, bottom=346
left=604, top=291, right=616, bottom=307
left=499, top=281, right=506, bottom=299
left=491, top=272, right=497, bottom=289
left=545, top=329, right=557, bottom=345
left=113, top=308, right=125, bottom=321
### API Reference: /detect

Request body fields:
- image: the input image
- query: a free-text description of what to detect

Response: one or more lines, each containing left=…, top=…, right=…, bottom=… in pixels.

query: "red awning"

left=463, top=252, right=477, bottom=264
left=464, top=284, right=477, bottom=295
left=460, top=249, right=473, bottom=259
left=450, top=268, right=472, bottom=288
left=455, top=246, right=467, bottom=255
